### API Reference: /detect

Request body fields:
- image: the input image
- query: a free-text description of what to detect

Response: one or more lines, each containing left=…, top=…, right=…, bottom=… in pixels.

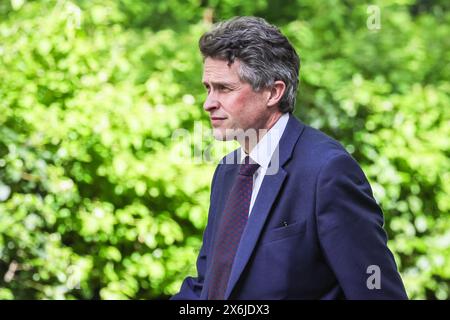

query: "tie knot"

left=239, top=156, right=260, bottom=176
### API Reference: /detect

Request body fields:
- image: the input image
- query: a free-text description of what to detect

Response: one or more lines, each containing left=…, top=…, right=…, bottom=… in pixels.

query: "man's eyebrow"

left=202, top=81, right=238, bottom=87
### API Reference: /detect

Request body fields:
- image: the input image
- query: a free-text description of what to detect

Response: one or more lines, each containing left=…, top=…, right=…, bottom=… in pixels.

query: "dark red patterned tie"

left=208, top=156, right=260, bottom=300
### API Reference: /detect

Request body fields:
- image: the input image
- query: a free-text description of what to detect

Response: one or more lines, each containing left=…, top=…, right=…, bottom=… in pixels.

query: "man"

left=172, top=16, right=407, bottom=299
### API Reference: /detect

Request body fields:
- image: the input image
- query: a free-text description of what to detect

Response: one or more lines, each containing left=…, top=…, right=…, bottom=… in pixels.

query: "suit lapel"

left=224, top=114, right=305, bottom=299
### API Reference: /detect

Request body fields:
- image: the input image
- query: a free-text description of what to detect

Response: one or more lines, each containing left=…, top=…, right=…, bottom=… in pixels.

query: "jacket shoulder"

left=290, top=125, right=354, bottom=171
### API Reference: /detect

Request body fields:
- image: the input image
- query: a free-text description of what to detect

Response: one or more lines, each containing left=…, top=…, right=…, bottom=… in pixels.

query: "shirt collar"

left=240, top=113, right=289, bottom=169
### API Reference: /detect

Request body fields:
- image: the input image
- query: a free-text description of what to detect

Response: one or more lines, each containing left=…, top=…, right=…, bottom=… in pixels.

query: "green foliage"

left=281, top=1, right=450, bottom=299
left=0, top=0, right=448, bottom=299
left=0, top=0, right=215, bottom=299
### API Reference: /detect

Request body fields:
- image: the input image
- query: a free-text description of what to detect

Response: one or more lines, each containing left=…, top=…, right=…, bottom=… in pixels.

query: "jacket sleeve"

left=170, top=230, right=210, bottom=299
left=315, top=153, right=408, bottom=299
left=170, top=164, right=221, bottom=300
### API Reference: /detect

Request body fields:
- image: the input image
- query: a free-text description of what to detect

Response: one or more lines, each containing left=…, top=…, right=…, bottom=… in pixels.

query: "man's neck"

left=240, top=112, right=283, bottom=154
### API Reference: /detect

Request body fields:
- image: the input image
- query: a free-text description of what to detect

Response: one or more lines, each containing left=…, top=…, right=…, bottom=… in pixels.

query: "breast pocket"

left=261, top=220, right=307, bottom=244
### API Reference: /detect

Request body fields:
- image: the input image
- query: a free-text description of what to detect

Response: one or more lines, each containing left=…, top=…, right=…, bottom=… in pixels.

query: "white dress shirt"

left=240, top=113, right=289, bottom=215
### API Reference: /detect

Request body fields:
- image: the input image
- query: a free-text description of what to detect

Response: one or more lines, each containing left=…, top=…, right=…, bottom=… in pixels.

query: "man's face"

left=202, top=57, right=272, bottom=141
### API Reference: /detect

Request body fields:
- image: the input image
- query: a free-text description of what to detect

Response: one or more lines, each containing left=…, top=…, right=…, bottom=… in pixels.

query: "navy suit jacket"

left=173, top=114, right=408, bottom=299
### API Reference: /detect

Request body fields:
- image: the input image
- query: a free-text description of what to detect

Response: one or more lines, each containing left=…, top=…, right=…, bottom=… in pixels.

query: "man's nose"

left=203, top=93, right=220, bottom=112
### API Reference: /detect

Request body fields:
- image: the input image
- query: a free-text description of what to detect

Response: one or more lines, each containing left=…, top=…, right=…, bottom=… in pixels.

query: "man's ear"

left=267, top=80, right=286, bottom=108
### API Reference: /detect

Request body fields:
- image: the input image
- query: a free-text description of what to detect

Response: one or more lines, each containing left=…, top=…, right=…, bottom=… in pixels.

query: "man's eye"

left=218, top=85, right=230, bottom=92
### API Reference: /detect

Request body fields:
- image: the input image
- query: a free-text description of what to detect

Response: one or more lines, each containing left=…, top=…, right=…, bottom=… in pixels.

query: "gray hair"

left=199, top=16, right=300, bottom=113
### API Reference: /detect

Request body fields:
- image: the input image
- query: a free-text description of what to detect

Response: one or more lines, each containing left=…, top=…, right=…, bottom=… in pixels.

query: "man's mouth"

left=210, top=117, right=227, bottom=125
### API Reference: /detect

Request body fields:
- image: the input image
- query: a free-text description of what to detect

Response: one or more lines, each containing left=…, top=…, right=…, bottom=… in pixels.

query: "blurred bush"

left=0, top=0, right=448, bottom=299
